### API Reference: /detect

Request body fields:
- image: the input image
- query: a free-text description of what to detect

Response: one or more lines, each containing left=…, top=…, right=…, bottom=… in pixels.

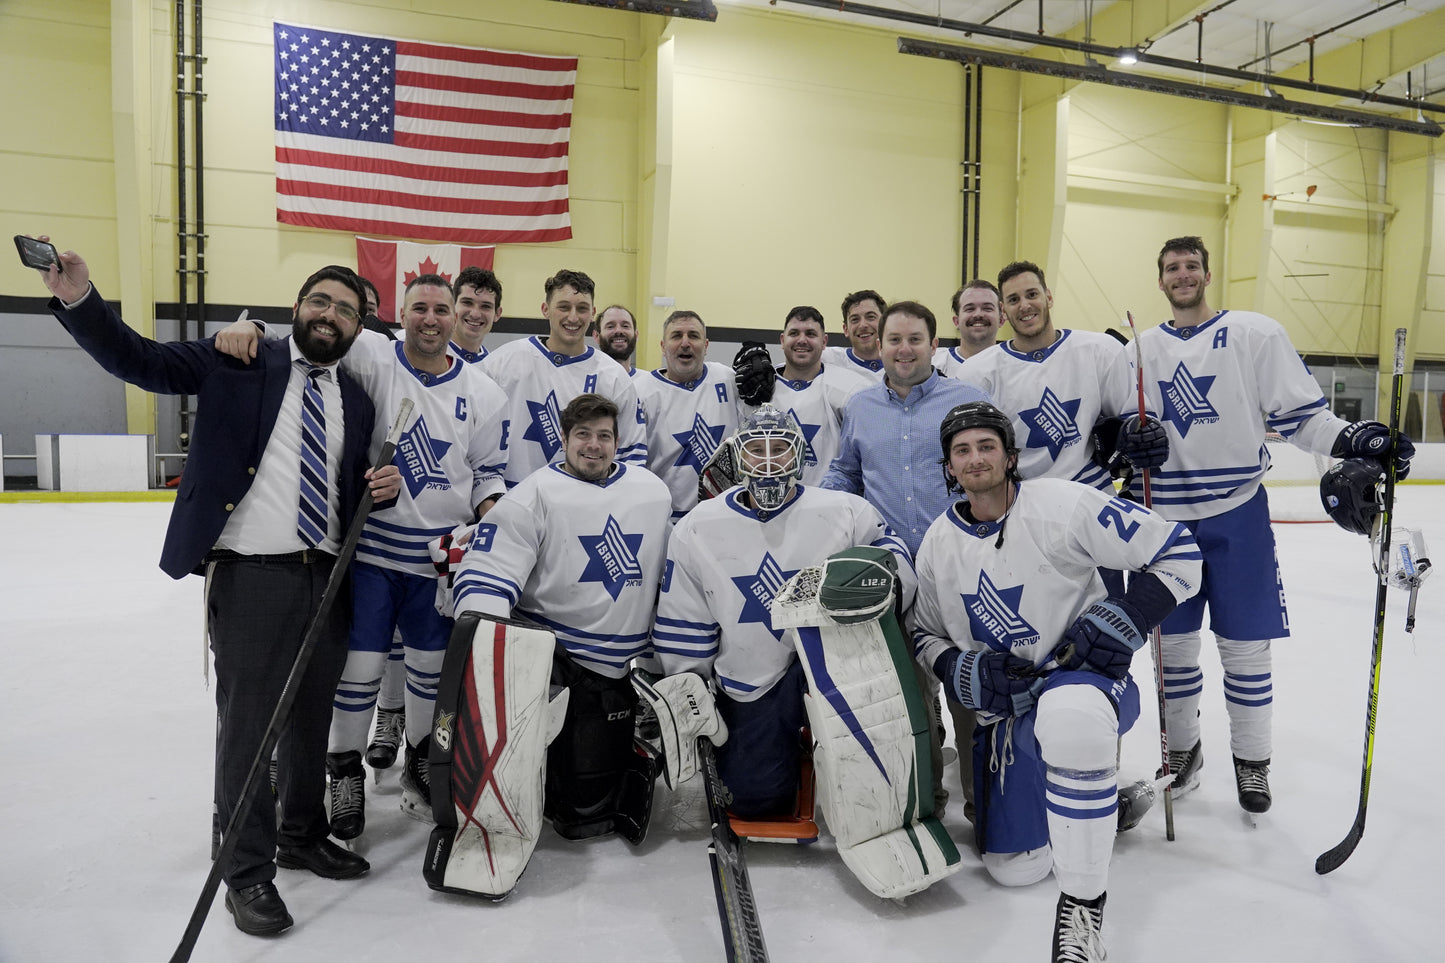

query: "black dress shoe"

left=276, top=838, right=370, bottom=880
left=225, top=881, right=293, bottom=936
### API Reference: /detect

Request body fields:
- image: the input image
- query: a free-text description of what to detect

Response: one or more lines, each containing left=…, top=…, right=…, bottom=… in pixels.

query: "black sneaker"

left=400, top=737, right=433, bottom=822
left=365, top=706, right=405, bottom=771
left=1052, top=891, right=1107, bottom=962
left=326, top=751, right=366, bottom=841
left=1233, top=756, right=1272, bottom=813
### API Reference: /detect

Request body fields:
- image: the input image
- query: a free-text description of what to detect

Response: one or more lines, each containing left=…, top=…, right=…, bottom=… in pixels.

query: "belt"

left=204, top=548, right=337, bottom=565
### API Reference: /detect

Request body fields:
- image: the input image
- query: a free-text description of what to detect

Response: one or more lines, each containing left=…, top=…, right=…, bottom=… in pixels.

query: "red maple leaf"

left=403, top=256, right=453, bottom=286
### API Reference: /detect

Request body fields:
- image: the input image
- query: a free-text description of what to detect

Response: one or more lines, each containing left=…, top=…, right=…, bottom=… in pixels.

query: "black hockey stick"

left=698, top=738, right=769, bottom=962
left=1316, top=327, right=1406, bottom=875
left=1123, top=311, right=1175, bottom=841
left=170, top=397, right=414, bottom=962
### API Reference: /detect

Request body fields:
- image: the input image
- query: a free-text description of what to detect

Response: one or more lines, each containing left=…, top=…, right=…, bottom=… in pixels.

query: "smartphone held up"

left=14, top=235, right=60, bottom=272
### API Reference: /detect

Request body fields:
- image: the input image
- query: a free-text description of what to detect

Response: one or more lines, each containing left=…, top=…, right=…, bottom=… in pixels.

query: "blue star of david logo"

left=1158, top=362, right=1218, bottom=437
left=577, top=515, right=646, bottom=601
left=1018, top=388, right=1082, bottom=459
left=785, top=408, right=823, bottom=467
left=523, top=390, right=564, bottom=459
left=962, top=571, right=1040, bottom=653
left=395, top=415, right=454, bottom=498
left=731, top=553, right=800, bottom=640
left=672, top=413, right=727, bottom=470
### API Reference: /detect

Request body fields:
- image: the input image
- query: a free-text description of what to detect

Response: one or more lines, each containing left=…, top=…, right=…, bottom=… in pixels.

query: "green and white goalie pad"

left=771, top=566, right=962, bottom=899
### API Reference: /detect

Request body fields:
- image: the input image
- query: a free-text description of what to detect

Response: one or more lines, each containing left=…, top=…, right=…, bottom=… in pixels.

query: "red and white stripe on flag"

left=356, top=236, right=495, bottom=326
left=274, top=22, right=575, bottom=244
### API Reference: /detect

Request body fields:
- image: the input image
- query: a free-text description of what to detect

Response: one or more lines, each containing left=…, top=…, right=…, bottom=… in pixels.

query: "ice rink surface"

left=1, top=488, right=1441, bottom=962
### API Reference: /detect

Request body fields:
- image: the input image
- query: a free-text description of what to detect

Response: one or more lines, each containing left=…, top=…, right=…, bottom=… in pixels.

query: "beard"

left=1164, top=283, right=1206, bottom=310
left=293, top=311, right=359, bottom=365
left=598, top=335, right=636, bottom=363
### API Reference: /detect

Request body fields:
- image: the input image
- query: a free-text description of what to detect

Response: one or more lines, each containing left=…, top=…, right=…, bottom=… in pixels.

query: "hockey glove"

left=1117, top=414, right=1169, bottom=470
left=1332, top=421, right=1415, bottom=480
left=938, top=649, right=1043, bottom=717
left=818, top=546, right=897, bottom=625
left=733, top=341, right=777, bottom=406
left=1054, top=598, right=1148, bottom=680
left=629, top=670, right=728, bottom=790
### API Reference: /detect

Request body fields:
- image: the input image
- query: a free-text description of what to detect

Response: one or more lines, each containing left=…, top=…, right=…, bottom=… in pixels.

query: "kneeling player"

left=911, top=403, right=1201, bottom=962
left=438, top=395, right=672, bottom=893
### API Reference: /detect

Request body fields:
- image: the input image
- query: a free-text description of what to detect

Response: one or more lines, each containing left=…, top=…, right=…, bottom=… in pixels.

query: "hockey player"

left=912, top=401, right=1201, bottom=961
left=934, top=279, right=1002, bottom=378
left=822, top=289, right=887, bottom=381
left=449, top=265, right=502, bottom=364
left=746, top=306, right=871, bottom=487
left=451, top=393, right=673, bottom=844
left=593, top=303, right=641, bottom=376
left=957, top=261, right=1159, bottom=495
left=653, top=405, right=916, bottom=819
left=1134, top=236, right=1415, bottom=813
left=482, top=271, right=647, bottom=488
left=634, top=310, right=740, bottom=522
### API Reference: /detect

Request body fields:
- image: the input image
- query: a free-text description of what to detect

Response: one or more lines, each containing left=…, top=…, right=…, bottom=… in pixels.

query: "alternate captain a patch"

left=578, top=516, right=646, bottom=601
left=963, top=571, right=1041, bottom=653
left=1158, top=362, right=1218, bottom=436
left=397, top=415, right=455, bottom=496
left=524, top=390, right=565, bottom=459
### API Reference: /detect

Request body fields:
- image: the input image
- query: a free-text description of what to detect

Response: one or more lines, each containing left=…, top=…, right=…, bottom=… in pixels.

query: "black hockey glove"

left=1332, top=421, right=1414, bottom=480
left=1054, top=597, right=1148, bottom=680
left=1117, top=414, right=1169, bottom=470
left=733, top=341, right=776, bottom=406
left=937, top=649, right=1042, bottom=717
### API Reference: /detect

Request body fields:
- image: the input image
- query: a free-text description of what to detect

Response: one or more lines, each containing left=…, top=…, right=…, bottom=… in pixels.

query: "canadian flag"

left=355, top=236, right=496, bottom=325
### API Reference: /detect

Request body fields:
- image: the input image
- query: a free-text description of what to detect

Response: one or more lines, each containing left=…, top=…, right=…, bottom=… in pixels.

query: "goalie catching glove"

left=629, top=670, right=727, bottom=790
left=817, top=546, right=897, bottom=625
left=936, top=648, right=1043, bottom=717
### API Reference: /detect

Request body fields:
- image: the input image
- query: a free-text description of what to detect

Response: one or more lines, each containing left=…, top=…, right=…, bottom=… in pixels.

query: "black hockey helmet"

left=1320, top=457, right=1385, bottom=536
left=939, top=401, right=1019, bottom=492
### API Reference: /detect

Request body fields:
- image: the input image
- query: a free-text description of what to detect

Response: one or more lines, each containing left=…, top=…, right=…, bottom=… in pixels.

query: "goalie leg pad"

left=424, top=613, right=558, bottom=900
left=792, top=611, right=963, bottom=898
left=544, top=647, right=645, bottom=841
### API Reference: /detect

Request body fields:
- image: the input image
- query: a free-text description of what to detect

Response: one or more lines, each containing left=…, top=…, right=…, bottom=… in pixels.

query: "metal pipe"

left=971, top=66, right=983, bottom=281
left=1237, top=0, right=1405, bottom=71
left=175, top=0, right=187, bottom=344
left=194, top=0, right=206, bottom=338
left=776, top=0, right=1445, bottom=115
left=961, top=65, right=973, bottom=288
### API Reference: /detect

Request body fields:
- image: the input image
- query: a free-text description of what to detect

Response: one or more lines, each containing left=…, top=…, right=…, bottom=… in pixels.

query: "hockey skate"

left=365, top=706, right=404, bottom=775
left=400, top=737, right=434, bottom=822
left=327, top=750, right=366, bottom=841
left=1052, top=891, right=1107, bottom=962
left=1158, top=739, right=1203, bottom=799
left=1116, top=774, right=1174, bottom=833
left=1233, top=756, right=1272, bottom=815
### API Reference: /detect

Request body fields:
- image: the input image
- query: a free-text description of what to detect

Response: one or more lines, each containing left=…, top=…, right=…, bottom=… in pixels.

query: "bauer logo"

left=396, top=415, right=455, bottom=497
left=1018, top=387, right=1082, bottom=458
left=962, top=571, right=1040, bottom=652
left=523, top=390, right=565, bottom=458
left=1159, top=362, right=1219, bottom=436
left=434, top=710, right=454, bottom=752
left=673, top=412, right=727, bottom=470
left=577, top=515, right=646, bottom=601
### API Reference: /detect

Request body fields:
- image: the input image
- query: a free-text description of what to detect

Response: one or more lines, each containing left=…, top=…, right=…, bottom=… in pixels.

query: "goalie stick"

left=698, top=738, right=769, bottom=962
left=1123, top=311, right=1175, bottom=842
left=169, top=398, right=415, bottom=962
left=1316, top=327, right=1406, bottom=875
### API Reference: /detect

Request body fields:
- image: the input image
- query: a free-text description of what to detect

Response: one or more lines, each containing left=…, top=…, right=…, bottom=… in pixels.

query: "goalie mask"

left=1320, top=457, right=1385, bottom=536
left=734, top=404, right=805, bottom=513
left=939, top=401, right=1019, bottom=493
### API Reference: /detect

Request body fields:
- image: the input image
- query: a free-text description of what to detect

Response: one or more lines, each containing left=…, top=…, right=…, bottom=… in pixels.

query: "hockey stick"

left=170, top=397, right=414, bottom=962
left=698, top=738, right=769, bottom=962
left=1315, top=327, right=1406, bottom=875
left=1123, top=311, right=1175, bottom=841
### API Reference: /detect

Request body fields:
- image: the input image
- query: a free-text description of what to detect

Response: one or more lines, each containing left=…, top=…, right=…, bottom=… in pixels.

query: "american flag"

left=273, top=22, right=575, bottom=244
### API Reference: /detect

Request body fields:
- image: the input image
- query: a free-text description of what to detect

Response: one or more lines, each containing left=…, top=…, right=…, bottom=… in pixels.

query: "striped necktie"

left=297, top=363, right=329, bottom=547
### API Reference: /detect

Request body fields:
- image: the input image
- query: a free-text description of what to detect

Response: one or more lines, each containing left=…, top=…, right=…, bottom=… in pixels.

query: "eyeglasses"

left=301, top=293, right=360, bottom=324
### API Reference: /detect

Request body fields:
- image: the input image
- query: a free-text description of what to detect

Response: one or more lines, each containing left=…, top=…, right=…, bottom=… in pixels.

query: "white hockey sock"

left=1160, top=631, right=1203, bottom=749
left=403, top=644, right=446, bottom=748
left=1035, top=685, right=1118, bottom=901
left=1217, top=636, right=1272, bottom=761
left=329, top=647, right=388, bottom=753
left=377, top=629, right=406, bottom=710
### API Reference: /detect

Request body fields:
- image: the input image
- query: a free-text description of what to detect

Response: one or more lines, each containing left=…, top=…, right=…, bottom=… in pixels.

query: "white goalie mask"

left=733, top=405, right=805, bottom=513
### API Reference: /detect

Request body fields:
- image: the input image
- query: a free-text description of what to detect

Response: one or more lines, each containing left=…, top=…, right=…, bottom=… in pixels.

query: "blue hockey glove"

left=1117, top=415, right=1169, bottom=470
left=1055, top=598, right=1148, bottom=680
left=1332, top=421, right=1414, bottom=481
left=938, top=649, right=1043, bottom=717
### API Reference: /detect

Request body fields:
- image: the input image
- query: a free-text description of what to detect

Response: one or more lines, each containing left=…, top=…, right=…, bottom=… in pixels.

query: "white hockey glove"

left=629, top=670, right=728, bottom=789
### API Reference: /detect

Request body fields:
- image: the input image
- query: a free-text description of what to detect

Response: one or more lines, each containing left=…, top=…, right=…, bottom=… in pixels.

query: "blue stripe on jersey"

left=454, top=572, right=521, bottom=608
left=1070, top=461, right=1112, bottom=491
left=718, top=674, right=759, bottom=696
left=651, top=638, right=719, bottom=660
left=359, top=526, right=436, bottom=550
left=356, top=545, right=433, bottom=566
left=655, top=615, right=719, bottom=631
left=519, top=609, right=650, bottom=645
left=1266, top=398, right=1328, bottom=437
left=362, top=515, right=454, bottom=537
left=1146, top=526, right=1201, bottom=566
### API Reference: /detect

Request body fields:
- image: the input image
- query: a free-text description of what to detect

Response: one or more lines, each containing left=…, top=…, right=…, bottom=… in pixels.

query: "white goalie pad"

left=424, top=614, right=569, bottom=900
left=772, top=569, right=963, bottom=899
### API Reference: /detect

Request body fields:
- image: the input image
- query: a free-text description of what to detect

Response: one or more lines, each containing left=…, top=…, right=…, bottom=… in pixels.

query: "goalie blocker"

left=424, top=613, right=656, bottom=901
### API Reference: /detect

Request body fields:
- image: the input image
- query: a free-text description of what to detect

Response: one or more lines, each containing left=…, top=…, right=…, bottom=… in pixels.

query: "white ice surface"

left=1, top=491, right=1441, bottom=962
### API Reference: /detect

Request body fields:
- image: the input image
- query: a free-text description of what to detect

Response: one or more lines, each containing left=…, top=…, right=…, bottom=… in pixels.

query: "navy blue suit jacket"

left=49, top=288, right=376, bottom=579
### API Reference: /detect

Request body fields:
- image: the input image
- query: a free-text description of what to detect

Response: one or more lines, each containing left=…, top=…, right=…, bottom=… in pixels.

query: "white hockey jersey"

left=958, top=331, right=1136, bottom=491
left=909, top=478, right=1201, bottom=723
left=634, top=362, right=741, bottom=522
left=654, top=485, right=916, bottom=702
left=821, top=345, right=885, bottom=383
left=744, top=364, right=872, bottom=486
left=932, top=346, right=976, bottom=380
left=481, top=336, right=648, bottom=488
left=452, top=463, right=673, bottom=679
left=449, top=341, right=488, bottom=364
left=1126, top=310, right=1349, bottom=520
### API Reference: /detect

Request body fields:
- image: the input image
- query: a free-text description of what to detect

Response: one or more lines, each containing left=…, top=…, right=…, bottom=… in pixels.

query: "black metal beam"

left=547, top=0, right=717, bottom=20
left=898, top=37, right=1443, bottom=138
